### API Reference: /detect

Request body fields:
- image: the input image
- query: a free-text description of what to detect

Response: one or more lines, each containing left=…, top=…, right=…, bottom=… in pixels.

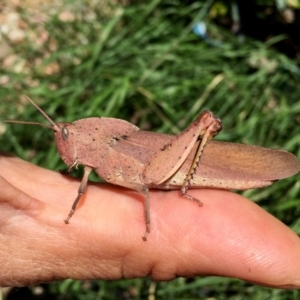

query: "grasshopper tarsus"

left=64, top=194, right=83, bottom=224
left=64, top=216, right=71, bottom=224
left=142, top=231, right=149, bottom=241
left=64, top=208, right=75, bottom=224
left=142, top=223, right=150, bottom=241
left=181, top=190, right=203, bottom=207
left=59, top=169, right=70, bottom=175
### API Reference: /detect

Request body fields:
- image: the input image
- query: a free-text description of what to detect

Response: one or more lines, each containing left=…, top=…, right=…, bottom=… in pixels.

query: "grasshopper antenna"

left=5, top=96, right=60, bottom=131
left=5, top=120, right=54, bottom=129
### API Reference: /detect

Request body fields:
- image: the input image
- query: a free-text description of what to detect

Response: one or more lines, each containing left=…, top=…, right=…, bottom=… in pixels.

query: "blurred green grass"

left=1, top=0, right=300, bottom=299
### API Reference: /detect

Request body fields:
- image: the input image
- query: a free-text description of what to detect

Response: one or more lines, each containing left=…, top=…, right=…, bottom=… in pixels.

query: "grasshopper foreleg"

left=64, top=166, right=93, bottom=224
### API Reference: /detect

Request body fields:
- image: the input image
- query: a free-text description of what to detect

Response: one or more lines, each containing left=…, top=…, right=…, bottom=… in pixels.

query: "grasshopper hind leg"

left=180, top=185, right=203, bottom=206
left=180, top=117, right=221, bottom=206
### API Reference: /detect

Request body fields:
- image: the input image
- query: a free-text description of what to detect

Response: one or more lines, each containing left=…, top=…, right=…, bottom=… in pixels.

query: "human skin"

left=0, top=152, right=300, bottom=288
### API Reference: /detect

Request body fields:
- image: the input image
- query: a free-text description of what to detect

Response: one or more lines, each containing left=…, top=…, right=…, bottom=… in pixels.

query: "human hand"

left=0, top=152, right=300, bottom=288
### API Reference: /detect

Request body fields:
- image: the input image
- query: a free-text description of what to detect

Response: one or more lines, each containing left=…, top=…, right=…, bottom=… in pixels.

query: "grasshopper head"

left=53, top=122, right=77, bottom=166
left=6, top=97, right=78, bottom=167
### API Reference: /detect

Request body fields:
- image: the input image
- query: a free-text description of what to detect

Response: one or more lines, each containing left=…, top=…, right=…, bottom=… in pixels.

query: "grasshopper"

left=7, top=97, right=300, bottom=240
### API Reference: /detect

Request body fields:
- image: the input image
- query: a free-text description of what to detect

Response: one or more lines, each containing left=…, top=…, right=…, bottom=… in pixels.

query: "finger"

left=0, top=154, right=299, bottom=289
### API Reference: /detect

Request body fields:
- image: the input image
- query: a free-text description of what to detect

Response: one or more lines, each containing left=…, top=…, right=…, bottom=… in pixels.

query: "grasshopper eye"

left=62, top=126, right=69, bottom=141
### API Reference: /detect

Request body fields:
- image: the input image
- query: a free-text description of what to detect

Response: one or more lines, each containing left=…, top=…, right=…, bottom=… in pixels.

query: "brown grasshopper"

left=7, top=97, right=300, bottom=240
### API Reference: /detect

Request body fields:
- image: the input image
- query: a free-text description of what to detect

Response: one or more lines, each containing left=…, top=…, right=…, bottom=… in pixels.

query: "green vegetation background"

left=0, top=1, right=300, bottom=299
